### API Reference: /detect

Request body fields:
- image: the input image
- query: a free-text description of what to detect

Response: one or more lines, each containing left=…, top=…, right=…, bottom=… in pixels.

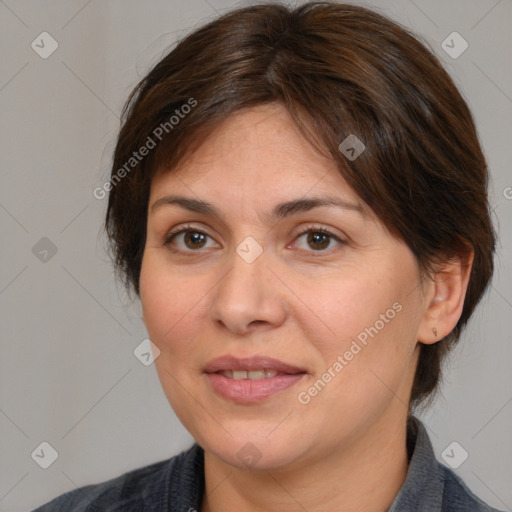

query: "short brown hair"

left=104, top=1, right=496, bottom=408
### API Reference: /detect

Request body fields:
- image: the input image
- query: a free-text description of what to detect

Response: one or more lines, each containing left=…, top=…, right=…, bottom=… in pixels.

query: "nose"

left=208, top=247, right=287, bottom=335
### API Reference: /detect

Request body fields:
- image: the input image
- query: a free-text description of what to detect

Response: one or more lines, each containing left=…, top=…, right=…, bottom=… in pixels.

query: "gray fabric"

left=387, top=417, right=503, bottom=511
left=32, top=416, right=503, bottom=511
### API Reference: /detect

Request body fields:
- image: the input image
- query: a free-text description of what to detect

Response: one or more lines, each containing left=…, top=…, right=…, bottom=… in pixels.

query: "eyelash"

left=163, top=224, right=347, bottom=255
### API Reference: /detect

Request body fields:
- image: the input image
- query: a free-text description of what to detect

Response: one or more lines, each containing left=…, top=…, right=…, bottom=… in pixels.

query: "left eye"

left=293, top=228, right=345, bottom=252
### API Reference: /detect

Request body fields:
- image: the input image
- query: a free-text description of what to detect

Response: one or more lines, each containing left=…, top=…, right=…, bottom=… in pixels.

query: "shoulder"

left=438, top=463, right=505, bottom=512
left=31, top=443, right=204, bottom=512
left=389, top=417, right=505, bottom=512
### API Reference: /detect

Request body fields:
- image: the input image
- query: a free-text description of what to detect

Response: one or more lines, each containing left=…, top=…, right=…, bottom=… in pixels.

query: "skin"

left=139, top=102, right=472, bottom=512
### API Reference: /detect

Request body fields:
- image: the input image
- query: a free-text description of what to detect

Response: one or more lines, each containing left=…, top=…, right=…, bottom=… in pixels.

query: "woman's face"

left=140, top=103, right=431, bottom=470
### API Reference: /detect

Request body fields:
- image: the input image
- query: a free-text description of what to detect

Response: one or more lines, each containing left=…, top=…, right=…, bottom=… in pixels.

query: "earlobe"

left=417, top=249, right=474, bottom=344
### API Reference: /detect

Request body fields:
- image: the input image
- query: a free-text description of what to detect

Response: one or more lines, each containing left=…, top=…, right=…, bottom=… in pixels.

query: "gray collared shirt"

left=387, top=417, right=503, bottom=511
left=32, top=416, right=504, bottom=511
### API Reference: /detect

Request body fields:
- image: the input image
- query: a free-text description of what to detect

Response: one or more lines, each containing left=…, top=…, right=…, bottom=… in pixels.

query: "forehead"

left=150, top=104, right=362, bottom=207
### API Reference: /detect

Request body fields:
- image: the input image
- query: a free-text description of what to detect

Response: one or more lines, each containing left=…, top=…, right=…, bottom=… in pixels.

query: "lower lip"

left=206, top=373, right=306, bottom=404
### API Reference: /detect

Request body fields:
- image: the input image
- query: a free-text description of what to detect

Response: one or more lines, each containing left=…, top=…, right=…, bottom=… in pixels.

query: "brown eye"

left=293, top=227, right=347, bottom=253
left=164, top=226, right=217, bottom=252
left=305, top=232, right=330, bottom=250
left=182, top=231, right=207, bottom=249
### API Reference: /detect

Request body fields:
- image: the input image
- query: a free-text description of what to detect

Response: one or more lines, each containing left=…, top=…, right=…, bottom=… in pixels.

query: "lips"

left=204, top=355, right=308, bottom=403
left=203, top=355, right=307, bottom=375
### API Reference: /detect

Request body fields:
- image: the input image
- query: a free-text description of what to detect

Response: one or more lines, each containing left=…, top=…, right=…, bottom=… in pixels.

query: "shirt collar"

left=387, top=415, right=444, bottom=511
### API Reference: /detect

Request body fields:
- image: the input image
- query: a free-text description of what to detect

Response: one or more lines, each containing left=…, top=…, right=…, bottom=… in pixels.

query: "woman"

left=34, top=1, right=500, bottom=511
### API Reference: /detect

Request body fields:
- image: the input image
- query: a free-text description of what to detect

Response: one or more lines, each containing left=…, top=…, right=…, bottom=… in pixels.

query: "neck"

left=200, top=410, right=410, bottom=512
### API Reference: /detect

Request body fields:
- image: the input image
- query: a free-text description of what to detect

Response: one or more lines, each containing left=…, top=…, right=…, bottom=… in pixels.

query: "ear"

left=416, top=248, right=474, bottom=344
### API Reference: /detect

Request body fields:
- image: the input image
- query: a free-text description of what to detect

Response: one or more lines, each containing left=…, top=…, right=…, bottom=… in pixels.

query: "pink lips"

left=203, top=355, right=306, bottom=374
left=204, top=355, right=307, bottom=404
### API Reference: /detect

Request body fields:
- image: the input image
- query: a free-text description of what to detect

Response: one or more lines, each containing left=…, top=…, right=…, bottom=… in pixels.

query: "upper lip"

left=204, top=355, right=306, bottom=374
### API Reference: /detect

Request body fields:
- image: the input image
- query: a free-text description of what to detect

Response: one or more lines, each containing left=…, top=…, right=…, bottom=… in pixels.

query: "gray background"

left=0, top=0, right=511, bottom=511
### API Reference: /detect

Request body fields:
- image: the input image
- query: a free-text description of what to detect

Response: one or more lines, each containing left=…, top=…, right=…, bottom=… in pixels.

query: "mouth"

left=215, top=369, right=294, bottom=380
left=204, top=355, right=307, bottom=403
left=204, top=354, right=307, bottom=376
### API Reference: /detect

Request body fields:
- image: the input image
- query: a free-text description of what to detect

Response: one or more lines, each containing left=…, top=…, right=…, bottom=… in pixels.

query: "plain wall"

left=0, top=1, right=511, bottom=511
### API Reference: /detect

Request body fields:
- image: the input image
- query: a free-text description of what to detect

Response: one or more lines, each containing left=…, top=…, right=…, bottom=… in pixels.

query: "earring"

left=433, top=327, right=438, bottom=338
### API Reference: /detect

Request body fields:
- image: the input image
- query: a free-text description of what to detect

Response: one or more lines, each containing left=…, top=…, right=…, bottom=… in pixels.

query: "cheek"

left=304, top=271, right=398, bottom=347
left=306, top=264, right=420, bottom=378
left=139, top=252, right=207, bottom=350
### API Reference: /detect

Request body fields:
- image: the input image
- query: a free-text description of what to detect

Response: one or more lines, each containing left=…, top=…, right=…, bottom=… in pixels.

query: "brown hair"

left=104, top=1, right=495, bottom=408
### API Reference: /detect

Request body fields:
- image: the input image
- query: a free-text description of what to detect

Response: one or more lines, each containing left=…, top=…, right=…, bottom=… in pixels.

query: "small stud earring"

left=433, top=327, right=438, bottom=338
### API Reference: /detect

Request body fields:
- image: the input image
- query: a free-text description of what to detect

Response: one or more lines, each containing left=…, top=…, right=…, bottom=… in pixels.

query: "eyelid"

left=293, top=223, right=346, bottom=240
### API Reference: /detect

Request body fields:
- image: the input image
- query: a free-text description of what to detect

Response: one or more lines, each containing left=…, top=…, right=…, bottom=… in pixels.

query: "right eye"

left=164, top=225, right=219, bottom=253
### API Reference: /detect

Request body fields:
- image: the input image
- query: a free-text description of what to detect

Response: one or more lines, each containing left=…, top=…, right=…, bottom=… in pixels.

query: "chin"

left=198, top=427, right=312, bottom=472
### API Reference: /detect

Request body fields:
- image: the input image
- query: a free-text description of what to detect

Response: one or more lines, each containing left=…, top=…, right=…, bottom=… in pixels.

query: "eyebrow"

left=150, top=194, right=364, bottom=221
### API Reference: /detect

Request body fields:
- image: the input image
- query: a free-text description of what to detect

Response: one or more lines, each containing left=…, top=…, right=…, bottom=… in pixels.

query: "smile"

left=217, top=369, right=279, bottom=380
